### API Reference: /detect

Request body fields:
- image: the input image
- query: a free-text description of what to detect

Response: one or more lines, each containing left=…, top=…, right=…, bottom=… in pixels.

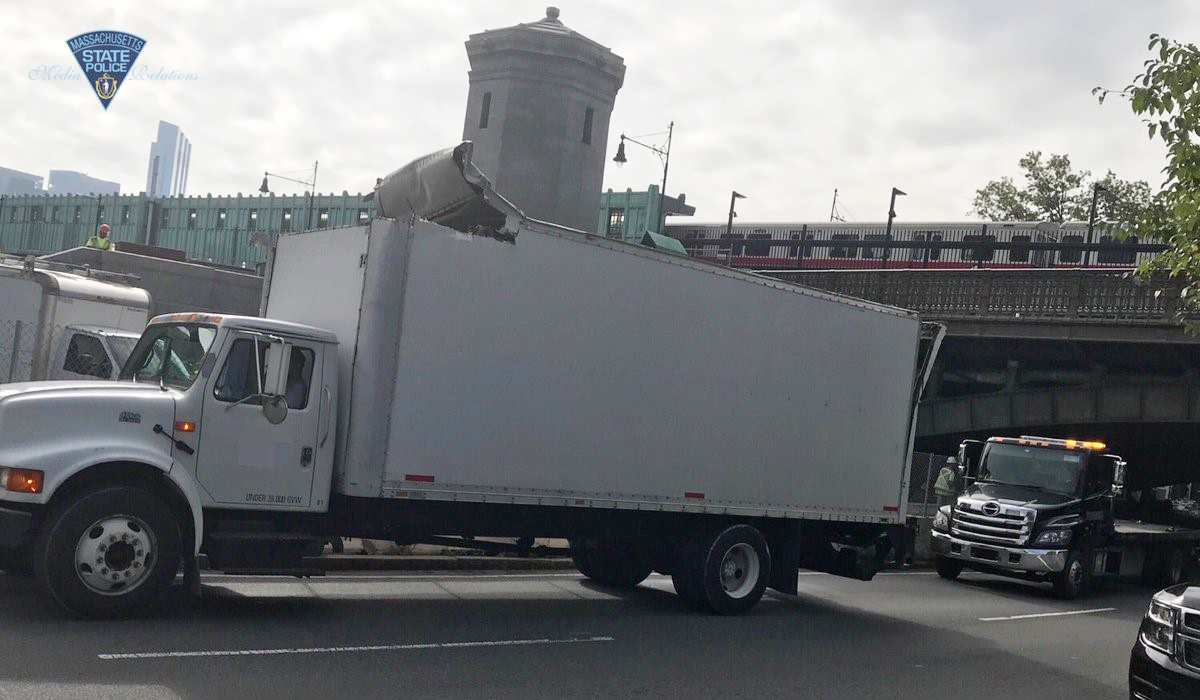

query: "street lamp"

left=725, top=191, right=746, bottom=264
left=882, top=187, right=906, bottom=268
left=612, top=122, right=673, bottom=233
left=259, top=161, right=319, bottom=231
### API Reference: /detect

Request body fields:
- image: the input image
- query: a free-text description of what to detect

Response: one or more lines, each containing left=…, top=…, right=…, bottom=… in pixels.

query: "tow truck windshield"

left=118, top=323, right=217, bottom=390
left=977, top=442, right=1084, bottom=496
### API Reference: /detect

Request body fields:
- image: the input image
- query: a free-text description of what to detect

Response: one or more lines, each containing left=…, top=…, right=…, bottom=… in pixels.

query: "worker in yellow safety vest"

left=86, top=223, right=115, bottom=251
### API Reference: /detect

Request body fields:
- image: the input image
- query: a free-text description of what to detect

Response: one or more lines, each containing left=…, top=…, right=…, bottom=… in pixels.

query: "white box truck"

left=0, top=256, right=149, bottom=384
left=0, top=144, right=942, bottom=618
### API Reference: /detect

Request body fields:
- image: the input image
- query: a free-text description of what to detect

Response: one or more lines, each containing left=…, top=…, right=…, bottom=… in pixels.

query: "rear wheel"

left=935, top=555, right=963, bottom=580
left=674, top=524, right=771, bottom=615
left=570, top=538, right=652, bottom=589
left=33, top=486, right=182, bottom=618
left=1052, top=550, right=1087, bottom=600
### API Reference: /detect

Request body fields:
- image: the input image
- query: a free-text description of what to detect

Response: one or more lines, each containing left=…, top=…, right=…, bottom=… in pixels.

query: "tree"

left=1097, top=35, right=1200, bottom=313
left=972, top=151, right=1150, bottom=224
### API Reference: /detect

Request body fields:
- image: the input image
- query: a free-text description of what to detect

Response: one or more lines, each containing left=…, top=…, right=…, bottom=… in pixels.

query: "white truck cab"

left=0, top=312, right=336, bottom=617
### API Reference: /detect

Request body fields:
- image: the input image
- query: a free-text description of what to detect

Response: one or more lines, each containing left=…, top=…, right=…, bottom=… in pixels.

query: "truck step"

left=203, top=532, right=322, bottom=572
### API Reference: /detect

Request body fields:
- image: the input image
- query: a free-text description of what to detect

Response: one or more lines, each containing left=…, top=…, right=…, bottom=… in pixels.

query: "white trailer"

left=0, top=143, right=941, bottom=618
left=0, top=257, right=149, bottom=383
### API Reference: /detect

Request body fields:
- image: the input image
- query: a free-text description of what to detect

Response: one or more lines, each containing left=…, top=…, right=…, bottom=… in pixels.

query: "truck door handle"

left=319, top=385, right=332, bottom=447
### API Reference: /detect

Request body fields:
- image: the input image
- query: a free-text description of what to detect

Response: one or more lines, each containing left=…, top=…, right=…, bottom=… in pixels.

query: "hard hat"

left=98, top=224, right=110, bottom=234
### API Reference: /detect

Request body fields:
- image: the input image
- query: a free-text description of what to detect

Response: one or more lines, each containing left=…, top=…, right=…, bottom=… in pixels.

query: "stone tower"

left=462, top=7, right=625, bottom=232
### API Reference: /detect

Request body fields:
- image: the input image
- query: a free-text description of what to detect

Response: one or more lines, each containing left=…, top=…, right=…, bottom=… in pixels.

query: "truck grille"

left=951, top=499, right=1034, bottom=547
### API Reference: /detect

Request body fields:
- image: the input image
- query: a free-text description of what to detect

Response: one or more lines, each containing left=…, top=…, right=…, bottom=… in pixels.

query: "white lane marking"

left=99, top=636, right=615, bottom=661
left=979, top=607, right=1116, bottom=622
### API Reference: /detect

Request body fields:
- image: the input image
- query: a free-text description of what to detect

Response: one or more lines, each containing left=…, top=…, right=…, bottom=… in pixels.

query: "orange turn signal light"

left=174, top=421, right=196, bottom=433
left=2, top=468, right=43, bottom=494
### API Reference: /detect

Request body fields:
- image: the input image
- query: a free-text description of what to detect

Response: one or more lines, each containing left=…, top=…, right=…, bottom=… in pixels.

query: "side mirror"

left=263, top=340, right=289, bottom=398
left=262, top=395, right=288, bottom=425
left=1113, top=459, right=1127, bottom=496
left=958, top=440, right=984, bottom=477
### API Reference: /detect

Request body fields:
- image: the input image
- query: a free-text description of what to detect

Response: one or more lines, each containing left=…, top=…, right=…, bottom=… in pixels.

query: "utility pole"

left=1086, top=183, right=1108, bottom=267
left=882, top=187, right=906, bottom=269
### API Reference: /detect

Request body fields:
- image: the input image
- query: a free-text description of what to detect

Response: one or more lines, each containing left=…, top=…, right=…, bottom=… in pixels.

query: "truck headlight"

left=1032, top=528, right=1072, bottom=547
left=933, top=506, right=951, bottom=532
left=1140, top=599, right=1178, bottom=655
left=0, top=467, right=43, bottom=494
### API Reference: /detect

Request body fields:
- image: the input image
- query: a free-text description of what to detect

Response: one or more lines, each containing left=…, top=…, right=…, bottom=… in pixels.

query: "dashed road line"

left=99, top=635, right=615, bottom=660
left=979, top=607, right=1116, bottom=622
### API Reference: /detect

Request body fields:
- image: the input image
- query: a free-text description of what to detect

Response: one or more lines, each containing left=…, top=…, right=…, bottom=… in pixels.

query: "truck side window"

left=63, top=333, right=112, bottom=378
left=1087, top=456, right=1115, bottom=496
left=284, top=347, right=315, bottom=410
left=213, top=339, right=266, bottom=403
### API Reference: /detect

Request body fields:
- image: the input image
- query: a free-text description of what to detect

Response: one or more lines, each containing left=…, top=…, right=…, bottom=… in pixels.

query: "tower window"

left=479, top=92, right=491, bottom=129
left=582, top=107, right=594, bottom=144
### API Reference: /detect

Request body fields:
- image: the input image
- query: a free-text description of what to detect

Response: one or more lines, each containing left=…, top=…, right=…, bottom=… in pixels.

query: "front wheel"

left=33, top=486, right=182, bottom=618
left=935, top=555, right=963, bottom=580
left=1052, top=550, right=1088, bottom=600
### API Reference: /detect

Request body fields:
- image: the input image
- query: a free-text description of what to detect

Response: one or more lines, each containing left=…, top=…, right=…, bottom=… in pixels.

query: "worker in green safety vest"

left=86, top=223, right=115, bottom=251
left=934, top=457, right=959, bottom=506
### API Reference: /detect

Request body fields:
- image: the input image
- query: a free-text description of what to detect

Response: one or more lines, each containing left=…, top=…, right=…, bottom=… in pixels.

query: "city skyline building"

left=0, top=166, right=44, bottom=195
left=47, top=170, right=120, bottom=196
left=145, top=120, right=191, bottom=198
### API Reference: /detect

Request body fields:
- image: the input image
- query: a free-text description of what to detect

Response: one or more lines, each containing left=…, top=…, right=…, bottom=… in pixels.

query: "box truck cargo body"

left=0, top=143, right=941, bottom=617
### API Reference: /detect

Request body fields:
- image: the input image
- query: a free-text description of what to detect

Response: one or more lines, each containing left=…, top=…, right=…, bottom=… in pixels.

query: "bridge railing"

left=765, top=269, right=1188, bottom=325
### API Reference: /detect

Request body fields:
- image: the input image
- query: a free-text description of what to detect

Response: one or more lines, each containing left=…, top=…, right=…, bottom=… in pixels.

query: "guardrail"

left=764, top=269, right=1187, bottom=325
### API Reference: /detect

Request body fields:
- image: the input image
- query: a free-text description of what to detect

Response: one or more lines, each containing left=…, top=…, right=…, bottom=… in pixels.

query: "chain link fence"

left=0, top=318, right=36, bottom=383
left=908, top=451, right=952, bottom=519
left=0, top=319, right=132, bottom=384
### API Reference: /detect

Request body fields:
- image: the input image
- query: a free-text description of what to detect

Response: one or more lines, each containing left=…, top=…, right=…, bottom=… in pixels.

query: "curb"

left=310, top=555, right=577, bottom=572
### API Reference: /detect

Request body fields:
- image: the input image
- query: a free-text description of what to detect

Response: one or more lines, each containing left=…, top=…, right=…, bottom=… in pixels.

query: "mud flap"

left=766, top=522, right=802, bottom=596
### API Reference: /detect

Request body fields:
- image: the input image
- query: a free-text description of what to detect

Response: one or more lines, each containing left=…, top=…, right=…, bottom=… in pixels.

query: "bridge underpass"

left=766, top=268, right=1200, bottom=489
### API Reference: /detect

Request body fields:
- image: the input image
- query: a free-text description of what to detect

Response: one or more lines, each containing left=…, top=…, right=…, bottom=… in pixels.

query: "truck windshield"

left=118, top=323, right=217, bottom=390
left=977, top=443, right=1084, bottom=496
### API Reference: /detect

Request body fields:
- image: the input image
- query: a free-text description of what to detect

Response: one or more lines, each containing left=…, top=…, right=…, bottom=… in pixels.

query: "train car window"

left=929, top=234, right=942, bottom=261
left=964, top=234, right=996, bottom=262
left=747, top=231, right=771, bottom=257
left=1098, top=234, right=1137, bottom=265
left=1010, top=235, right=1031, bottom=263
left=831, top=234, right=858, bottom=259
left=862, top=234, right=886, bottom=259
left=1059, top=234, right=1083, bottom=264
left=788, top=231, right=803, bottom=259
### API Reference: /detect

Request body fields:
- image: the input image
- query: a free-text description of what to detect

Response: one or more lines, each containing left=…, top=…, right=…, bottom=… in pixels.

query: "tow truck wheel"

left=1052, top=550, right=1087, bottom=600
left=935, top=555, right=963, bottom=580
left=33, top=486, right=182, bottom=619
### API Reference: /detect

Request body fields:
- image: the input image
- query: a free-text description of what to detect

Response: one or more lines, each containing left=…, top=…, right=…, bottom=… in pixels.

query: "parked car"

left=1130, top=582, right=1200, bottom=699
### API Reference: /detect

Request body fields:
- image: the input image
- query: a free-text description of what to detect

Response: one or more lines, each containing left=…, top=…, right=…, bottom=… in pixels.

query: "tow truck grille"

left=951, top=500, right=1034, bottom=547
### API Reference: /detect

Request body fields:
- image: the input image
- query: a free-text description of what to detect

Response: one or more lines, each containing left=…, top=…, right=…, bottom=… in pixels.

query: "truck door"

left=195, top=333, right=325, bottom=508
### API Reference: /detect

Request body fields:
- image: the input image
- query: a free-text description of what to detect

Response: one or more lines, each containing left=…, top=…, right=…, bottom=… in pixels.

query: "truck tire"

left=935, top=555, right=963, bottom=580
left=33, top=486, right=182, bottom=619
left=569, top=539, right=652, bottom=589
left=674, top=524, right=771, bottom=615
left=1052, top=550, right=1087, bottom=600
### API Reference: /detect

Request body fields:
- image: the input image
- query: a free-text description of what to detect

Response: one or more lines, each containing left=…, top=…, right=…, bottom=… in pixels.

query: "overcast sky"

left=4, top=1, right=1197, bottom=224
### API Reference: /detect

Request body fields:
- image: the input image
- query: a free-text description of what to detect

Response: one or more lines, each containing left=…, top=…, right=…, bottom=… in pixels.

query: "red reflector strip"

left=684, top=492, right=705, bottom=500
left=882, top=506, right=899, bottom=512
left=404, top=474, right=435, bottom=483
left=574, top=499, right=586, bottom=505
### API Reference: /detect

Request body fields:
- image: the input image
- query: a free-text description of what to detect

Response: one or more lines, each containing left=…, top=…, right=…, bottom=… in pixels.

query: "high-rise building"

left=462, top=7, right=624, bottom=232
left=145, top=121, right=191, bottom=197
left=48, top=170, right=120, bottom=196
left=0, top=166, right=44, bottom=195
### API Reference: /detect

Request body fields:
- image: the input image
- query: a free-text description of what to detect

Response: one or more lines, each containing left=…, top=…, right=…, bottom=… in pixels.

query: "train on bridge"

left=665, top=220, right=1162, bottom=271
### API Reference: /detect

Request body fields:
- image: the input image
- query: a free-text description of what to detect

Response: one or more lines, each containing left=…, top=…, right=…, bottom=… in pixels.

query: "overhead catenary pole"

left=882, top=187, right=906, bottom=269
left=1085, top=183, right=1107, bottom=267
left=725, top=191, right=746, bottom=264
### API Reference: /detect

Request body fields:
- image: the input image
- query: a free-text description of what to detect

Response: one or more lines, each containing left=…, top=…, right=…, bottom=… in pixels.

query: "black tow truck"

left=930, top=436, right=1200, bottom=599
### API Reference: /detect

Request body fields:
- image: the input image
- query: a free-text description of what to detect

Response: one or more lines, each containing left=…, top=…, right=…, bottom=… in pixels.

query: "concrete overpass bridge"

left=765, top=268, right=1200, bottom=489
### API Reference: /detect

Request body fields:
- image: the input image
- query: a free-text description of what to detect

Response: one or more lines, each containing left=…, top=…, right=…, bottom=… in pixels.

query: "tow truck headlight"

left=1141, top=599, right=1178, bottom=655
left=1033, top=528, right=1072, bottom=547
left=933, top=506, right=951, bottom=532
left=0, top=467, right=43, bottom=494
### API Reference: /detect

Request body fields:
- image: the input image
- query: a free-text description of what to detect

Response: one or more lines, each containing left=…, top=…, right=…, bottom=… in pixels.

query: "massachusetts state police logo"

left=66, top=31, right=146, bottom=110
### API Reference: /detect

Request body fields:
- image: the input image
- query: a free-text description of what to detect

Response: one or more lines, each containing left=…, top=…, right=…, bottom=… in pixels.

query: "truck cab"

left=931, top=436, right=1130, bottom=598
left=0, top=313, right=337, bottom=617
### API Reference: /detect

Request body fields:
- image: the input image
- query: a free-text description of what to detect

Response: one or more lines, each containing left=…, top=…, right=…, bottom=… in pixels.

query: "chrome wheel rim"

left=718, top=543, right=760, bottom=599
left=74, top=515, right=156, bottom=595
